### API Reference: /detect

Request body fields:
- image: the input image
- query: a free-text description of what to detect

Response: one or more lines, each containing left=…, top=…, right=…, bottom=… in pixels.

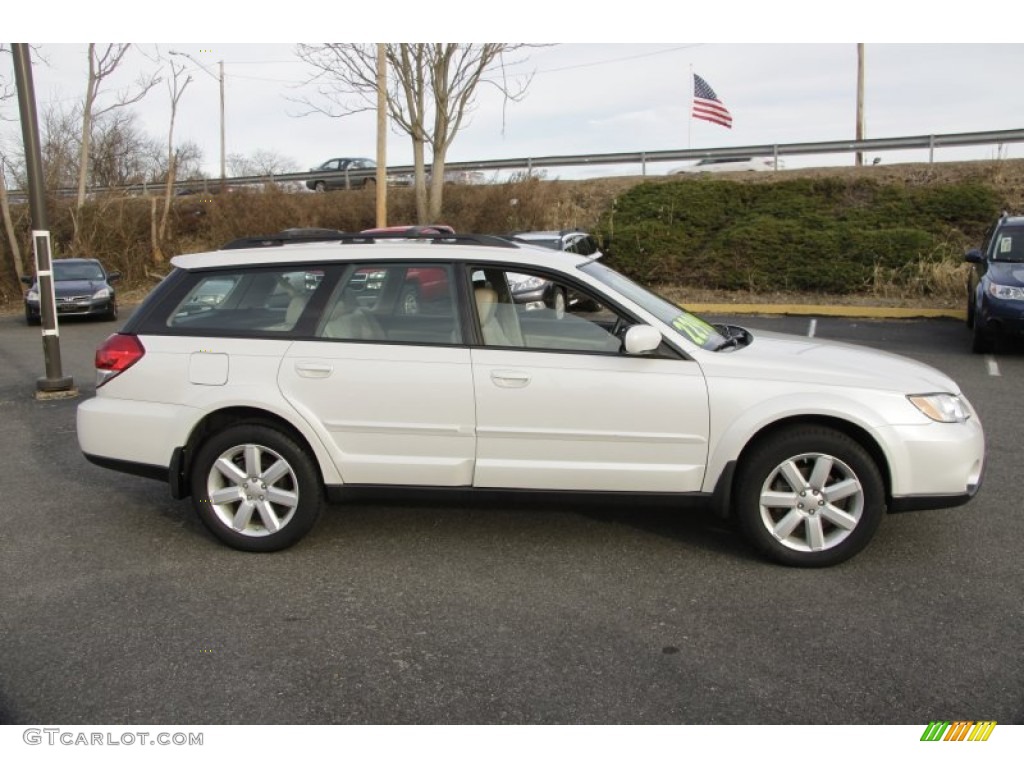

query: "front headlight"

left=26, top=289, right=39, bottom=302
left=987, top=282, right=1024, bottom=300
left=92, top=287, right=111, bottom=300
left=908, top=394, right=970, bottom=423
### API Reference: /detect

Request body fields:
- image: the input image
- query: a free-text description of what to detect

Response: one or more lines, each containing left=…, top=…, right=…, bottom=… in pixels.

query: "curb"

left=686, top=303, right=966, bottom=320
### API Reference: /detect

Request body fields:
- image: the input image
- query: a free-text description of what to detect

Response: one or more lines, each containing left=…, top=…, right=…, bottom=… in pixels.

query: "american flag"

left=692, top=74, right=733, bottom=129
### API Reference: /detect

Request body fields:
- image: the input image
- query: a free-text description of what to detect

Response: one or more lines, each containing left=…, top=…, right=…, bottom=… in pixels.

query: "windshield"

left=53, top=262, right=105, bottom=282
left=992, top=226, right=1024, bottom=263
left=580, top=261, right=727, bottom=351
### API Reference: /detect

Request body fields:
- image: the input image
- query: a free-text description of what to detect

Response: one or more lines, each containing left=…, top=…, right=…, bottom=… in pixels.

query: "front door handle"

left=490, top=370, right=531, bottom=388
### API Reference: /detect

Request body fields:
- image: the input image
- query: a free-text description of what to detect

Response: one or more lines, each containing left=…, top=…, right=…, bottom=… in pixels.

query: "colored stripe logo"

left=921, top=721, right=997, bottom=741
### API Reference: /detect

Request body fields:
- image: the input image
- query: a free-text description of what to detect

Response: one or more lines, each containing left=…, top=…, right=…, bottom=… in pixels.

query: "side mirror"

left=624, top=324, right=662, bottom=355
left=107, top=271, right=122, bottom=283
left=965, top=249, right=984, bottom=264
left=20, top=275, right=33, bottom=286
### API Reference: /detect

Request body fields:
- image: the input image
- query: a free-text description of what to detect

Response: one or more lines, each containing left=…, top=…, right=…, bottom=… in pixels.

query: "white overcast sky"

left=4, top=4, right=1023, bottom=181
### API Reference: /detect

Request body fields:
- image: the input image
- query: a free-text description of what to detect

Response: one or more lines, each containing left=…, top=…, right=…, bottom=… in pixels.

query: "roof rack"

left=221, top=230, right=519, bottom=250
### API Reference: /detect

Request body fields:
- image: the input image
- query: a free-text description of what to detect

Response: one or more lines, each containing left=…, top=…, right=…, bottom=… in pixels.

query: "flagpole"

left=688, top=64, right=693, bottom=149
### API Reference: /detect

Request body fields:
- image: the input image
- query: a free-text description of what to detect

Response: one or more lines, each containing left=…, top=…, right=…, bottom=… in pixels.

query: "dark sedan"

left=22, top=258, right=121, bottom=325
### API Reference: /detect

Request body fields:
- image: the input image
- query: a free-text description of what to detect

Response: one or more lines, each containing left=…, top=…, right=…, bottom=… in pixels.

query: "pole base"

left=35, top=376, right=77, bottom=399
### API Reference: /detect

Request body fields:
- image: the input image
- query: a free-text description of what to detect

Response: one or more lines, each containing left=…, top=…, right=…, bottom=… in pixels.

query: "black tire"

left=103, top=300, right=118, bottom=322
left=970, top=320, right=992, bottom=354
left=190, top=423, right=323, bottom=552
left=313, top=181, right=326, bottom=193
left=399, top=283, right=420, bottom=315
left=734, top=426, right=885, bottom=567
left=362, top=177, right=376, bottom=189
left=25, top=311, right=40, bottom=326
left=965, top=290, right=975, bottom=329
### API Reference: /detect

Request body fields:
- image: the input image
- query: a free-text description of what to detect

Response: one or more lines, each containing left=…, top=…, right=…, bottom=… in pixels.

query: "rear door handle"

left=296, top=363, right=333, bottom=378
left=490, top=370, right=531, bottom=388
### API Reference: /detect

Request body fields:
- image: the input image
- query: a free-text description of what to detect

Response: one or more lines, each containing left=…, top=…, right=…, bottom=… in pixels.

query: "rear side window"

left=167, top=269, right=325, bottom=333
left=318, top=263, right=461, bottom=345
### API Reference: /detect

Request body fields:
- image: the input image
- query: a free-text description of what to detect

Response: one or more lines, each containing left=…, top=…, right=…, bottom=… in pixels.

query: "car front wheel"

left=549, top=287, right=566, bottom=319
left=734, top=426, right=884, bottom=567
left=971, top=319, right=993, bottom=354
left=190, top=423, right=323, bottom=552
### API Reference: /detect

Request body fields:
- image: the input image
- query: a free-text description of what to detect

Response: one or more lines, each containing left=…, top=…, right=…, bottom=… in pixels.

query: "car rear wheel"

left=190, top=424, right=323, bottom=552
left=314, top=181, right=326, bottom=192
left=734, top=426, right=884, bottom=567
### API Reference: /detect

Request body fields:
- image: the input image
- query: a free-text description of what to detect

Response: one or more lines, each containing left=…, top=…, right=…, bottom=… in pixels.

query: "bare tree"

left=153, top=61, right=191, bottom=264
left=40, top=103, right=82, bottom=191
left=295, top=43, right=533, bottom=222
left=89, top=110, right=162, bottom=189
left=145, top=139, right=204, bottom=185
left=227, top=148, right=298, bottom=178
left=76, top=44, right=160, bottom=209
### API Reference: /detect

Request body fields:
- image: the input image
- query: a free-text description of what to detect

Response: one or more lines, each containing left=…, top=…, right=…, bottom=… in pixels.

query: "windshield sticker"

left=672, top=314, right=716, bottom=345
left=1000, top=236, right=1013, bottom=253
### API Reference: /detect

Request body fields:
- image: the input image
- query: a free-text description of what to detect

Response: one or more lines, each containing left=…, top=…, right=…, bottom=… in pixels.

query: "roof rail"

left=221, top=230, right=519, bottom=250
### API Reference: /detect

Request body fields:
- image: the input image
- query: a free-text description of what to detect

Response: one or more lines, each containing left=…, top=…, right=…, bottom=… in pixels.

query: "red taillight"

left=95, top=333, right=145, bottom=386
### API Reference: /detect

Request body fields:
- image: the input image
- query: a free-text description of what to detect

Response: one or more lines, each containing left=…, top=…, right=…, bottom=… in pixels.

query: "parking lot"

left=0, top=308, right=1021, bottom=725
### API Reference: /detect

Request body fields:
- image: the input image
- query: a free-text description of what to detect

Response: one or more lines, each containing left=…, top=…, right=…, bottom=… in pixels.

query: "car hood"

left=51, top=280, right=106, bottom=297
left=702, top=328, right=959, bottom=394
left=987, top=261, right=1024, bottom=286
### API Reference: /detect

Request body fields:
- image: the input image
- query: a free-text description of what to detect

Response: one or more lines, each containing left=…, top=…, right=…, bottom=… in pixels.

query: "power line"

left=530, top=43, right=705, bottom=75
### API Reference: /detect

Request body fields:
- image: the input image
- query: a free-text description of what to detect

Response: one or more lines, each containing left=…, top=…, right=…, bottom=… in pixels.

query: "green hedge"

left=598, top=177, right=1001, bottom=293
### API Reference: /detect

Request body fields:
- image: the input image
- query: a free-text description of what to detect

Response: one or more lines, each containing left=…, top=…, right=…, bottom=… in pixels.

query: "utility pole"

left=375, top=44, right=387, bottom=227
left=12, top=43, right=76, bottom=398
left=169, top=50, right=225, bottom=188
left=218, top=59, right=226, bottom=186
left=856, top=44, right=865, bottom=167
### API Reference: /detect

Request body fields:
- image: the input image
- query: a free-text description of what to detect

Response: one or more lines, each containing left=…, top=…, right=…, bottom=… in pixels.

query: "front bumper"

left=880, top=411, right=985, bottom=509
left=26, top=297, right=113, bottom=319
left=978, top=293, right=1024, bottom=335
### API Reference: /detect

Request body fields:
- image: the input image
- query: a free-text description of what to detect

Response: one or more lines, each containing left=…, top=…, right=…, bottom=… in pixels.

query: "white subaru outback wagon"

left=76, top=232, right=985, bottom=566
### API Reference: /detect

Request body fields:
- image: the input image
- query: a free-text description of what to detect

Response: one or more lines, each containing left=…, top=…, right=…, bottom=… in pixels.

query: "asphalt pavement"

left=0, top=307, right=1021, bottom=725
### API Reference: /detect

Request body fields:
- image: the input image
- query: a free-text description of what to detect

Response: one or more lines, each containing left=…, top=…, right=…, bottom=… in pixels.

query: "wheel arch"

left=175, top=406, right=327, bottom=499
left=729, top=415, right=893, bottom=511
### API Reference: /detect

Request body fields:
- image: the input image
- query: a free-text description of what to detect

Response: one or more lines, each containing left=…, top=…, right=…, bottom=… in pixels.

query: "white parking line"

left=808, top=318, right=817, bottom=338
left=986, top=355, right=1001, bottom=377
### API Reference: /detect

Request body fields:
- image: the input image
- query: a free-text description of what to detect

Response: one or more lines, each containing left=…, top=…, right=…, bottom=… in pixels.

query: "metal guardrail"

left=15, top=128, right=1024, bottom=199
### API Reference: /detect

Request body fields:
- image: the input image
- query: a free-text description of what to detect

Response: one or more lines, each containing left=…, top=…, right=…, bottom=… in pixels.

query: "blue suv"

left=965, top=214, right=1024, bottom=353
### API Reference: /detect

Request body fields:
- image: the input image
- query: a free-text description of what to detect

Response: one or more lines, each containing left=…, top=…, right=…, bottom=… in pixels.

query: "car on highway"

left=669, top=157, right=784, bottom=175
left=77, top=232, right=984, bottom=567
left=965, top=212, right=1024, bottom=353
left=22, top=258, right=121, bottom=325
left=306, top=157, right=377, bottom=191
